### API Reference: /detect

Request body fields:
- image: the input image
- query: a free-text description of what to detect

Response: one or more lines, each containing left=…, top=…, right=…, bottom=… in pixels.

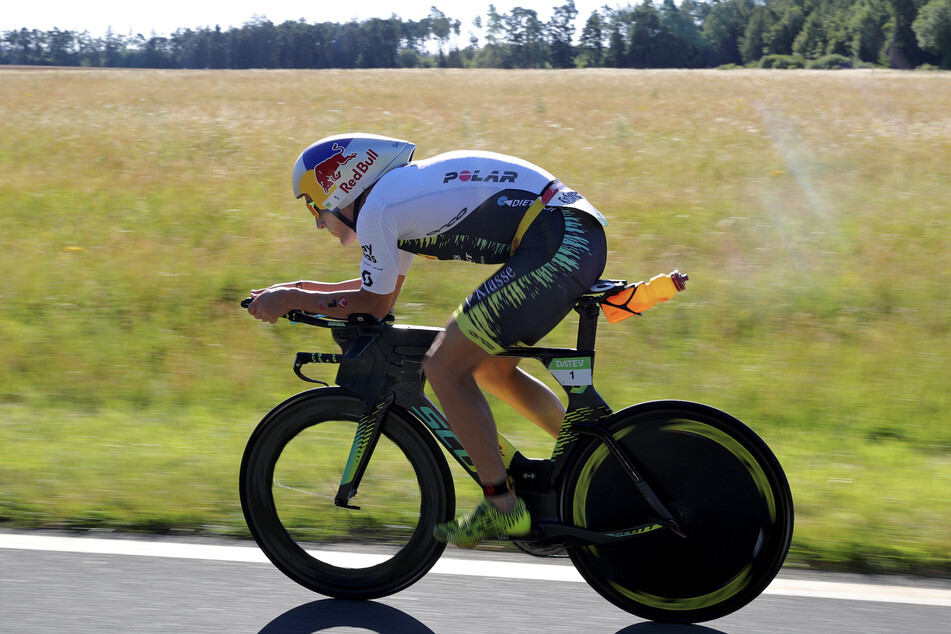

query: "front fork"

left=334, top=392, right=394, bottom=509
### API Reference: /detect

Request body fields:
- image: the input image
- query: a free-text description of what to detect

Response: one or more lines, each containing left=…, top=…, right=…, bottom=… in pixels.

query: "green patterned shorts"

left=454, top=207, right=607, bottom=354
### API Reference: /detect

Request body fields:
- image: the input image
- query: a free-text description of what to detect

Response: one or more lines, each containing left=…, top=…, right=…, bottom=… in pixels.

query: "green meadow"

left=0, top=67, right=948, bottom=575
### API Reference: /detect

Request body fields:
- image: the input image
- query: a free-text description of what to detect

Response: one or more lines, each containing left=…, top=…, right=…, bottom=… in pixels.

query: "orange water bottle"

left=602, top=271, right=688, bottom=324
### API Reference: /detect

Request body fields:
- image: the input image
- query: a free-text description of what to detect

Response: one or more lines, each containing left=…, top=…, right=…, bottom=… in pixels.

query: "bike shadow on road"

left=618, top=623, right=728, bottom=634
left=258, top=598, right=435, bottom=633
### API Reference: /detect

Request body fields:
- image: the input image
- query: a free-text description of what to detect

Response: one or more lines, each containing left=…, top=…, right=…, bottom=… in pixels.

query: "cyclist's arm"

left=297, top=274, right=405, bottom=320
left=299, top=279, right=363, bottom=292
left=251, top=279, right=362, bottom=294
left=248, top=276, right=405, bottom=323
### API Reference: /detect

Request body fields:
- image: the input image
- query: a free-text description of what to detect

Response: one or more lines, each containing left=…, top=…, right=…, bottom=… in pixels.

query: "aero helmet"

left=292, top=133, right=416, bottom=227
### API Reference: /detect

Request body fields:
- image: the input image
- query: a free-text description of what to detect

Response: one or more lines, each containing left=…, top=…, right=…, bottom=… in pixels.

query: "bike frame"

left=281, top=280, right=684, bottom=543
left=239, top=269, right=794, bottom=623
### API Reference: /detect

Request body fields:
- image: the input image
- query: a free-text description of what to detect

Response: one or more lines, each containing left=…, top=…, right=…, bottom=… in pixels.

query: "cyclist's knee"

left=472, top=356, right=519, bottom=386
left=422, top=351, right=456, bottom=383
left=424, top=322, right=488, bottom=382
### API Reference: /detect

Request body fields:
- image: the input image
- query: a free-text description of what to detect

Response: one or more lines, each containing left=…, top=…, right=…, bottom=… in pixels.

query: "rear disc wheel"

left=562, top=401, right=793, bottom=623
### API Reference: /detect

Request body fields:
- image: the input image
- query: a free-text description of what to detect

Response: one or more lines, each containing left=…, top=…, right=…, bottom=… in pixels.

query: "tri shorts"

left=454, top=206, right=607, bottom=354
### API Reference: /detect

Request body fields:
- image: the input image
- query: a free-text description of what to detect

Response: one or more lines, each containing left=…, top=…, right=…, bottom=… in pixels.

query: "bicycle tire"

left=561, top=400, right=793, bottom=623
left=240, top=388, right=454, bottom=599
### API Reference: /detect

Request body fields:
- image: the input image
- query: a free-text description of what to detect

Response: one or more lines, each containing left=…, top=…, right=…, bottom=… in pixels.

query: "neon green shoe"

left=434, top=498, right=531, bottom=548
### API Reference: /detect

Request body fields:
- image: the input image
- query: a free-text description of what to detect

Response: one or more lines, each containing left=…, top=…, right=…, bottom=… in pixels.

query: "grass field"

left=0, top=67, right=949, bottom=575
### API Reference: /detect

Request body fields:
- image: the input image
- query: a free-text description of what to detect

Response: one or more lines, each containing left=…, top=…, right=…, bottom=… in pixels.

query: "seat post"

left=574, top=297, right=601, bottom=352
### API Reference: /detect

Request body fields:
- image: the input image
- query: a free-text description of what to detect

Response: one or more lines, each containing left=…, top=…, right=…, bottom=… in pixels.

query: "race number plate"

left=549, top=356, right=592, bottom=388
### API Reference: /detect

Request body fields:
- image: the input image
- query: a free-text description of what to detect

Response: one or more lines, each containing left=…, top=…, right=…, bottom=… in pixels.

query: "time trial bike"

left=238, top=275, right=794, bottom=623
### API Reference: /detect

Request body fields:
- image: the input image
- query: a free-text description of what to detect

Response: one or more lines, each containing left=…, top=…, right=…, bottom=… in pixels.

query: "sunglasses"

left=306, top=200, right=323, bottom=218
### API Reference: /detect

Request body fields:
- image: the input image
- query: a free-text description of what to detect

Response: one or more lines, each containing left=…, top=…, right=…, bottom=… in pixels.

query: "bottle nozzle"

left=671, top=270, right=688, bottom=292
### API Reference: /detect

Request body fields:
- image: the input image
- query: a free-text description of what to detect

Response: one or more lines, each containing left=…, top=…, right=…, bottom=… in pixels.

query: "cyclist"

left=248, top=133, right=608, bottom=547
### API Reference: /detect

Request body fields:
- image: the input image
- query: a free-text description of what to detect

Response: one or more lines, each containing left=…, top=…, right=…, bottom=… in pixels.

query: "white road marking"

left=1, top=533, right=949, bottom=607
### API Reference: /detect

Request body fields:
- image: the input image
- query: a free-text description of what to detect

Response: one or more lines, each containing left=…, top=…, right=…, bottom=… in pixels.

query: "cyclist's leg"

left=428, top=207, right=606, bottom=546
left=424, top=322, right=514, bottom=508
left=425, top=322, right=531, bottom=546
left=462, top=210, right=607, bottom=440
left=428, top=208, right=586, bottom=497
left=473, top=357, right=565, bottom=438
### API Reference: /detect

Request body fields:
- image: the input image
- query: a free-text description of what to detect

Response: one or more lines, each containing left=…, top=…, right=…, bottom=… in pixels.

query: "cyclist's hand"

left=248, top=287, right=296, bottom=324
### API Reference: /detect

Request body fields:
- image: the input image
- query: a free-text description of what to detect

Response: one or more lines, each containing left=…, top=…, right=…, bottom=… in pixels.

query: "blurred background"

left=0, top=65, right=948, bottom=576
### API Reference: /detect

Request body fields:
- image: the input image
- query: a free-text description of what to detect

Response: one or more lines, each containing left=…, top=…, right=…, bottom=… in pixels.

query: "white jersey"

left=355, top=151, right=605, bottom=294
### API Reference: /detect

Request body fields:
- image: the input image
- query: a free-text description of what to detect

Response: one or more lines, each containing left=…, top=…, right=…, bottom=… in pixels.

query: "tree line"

left=2, top=1, right=950, bottom=70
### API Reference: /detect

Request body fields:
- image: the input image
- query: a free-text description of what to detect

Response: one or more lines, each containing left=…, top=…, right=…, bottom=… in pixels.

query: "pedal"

left=513, top=539, right=568, bottom=558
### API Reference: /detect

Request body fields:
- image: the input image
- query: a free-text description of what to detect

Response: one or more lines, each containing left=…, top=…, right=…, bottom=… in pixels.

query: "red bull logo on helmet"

left=296, top=134, right=415, bottom=212
left=312, top=143, right=358, bottom=194
left=337, top=149, right=380, bottom=195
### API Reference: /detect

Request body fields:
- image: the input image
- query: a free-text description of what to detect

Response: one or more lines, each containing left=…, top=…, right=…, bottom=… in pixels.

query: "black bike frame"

left=281, top=283, right=683, bottom=539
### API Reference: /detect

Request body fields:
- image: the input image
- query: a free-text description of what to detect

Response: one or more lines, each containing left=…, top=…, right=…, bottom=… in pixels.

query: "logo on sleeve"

left=557, top=190, right=583, bottom=205
left=362, top=244, right=377, bottom=263
left=361, top=270, right=374, bottom=287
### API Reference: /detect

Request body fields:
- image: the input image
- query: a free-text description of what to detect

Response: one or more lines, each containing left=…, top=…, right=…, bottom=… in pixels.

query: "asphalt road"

left=2, top=531, right=949, bottom=633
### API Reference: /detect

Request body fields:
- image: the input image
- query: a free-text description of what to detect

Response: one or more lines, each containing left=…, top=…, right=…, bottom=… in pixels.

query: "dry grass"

left=1, top=67, right=949, bottom=573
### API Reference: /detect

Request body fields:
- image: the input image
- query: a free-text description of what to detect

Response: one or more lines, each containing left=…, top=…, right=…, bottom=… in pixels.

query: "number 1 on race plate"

left=549, top=356, right=593, bottom=387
